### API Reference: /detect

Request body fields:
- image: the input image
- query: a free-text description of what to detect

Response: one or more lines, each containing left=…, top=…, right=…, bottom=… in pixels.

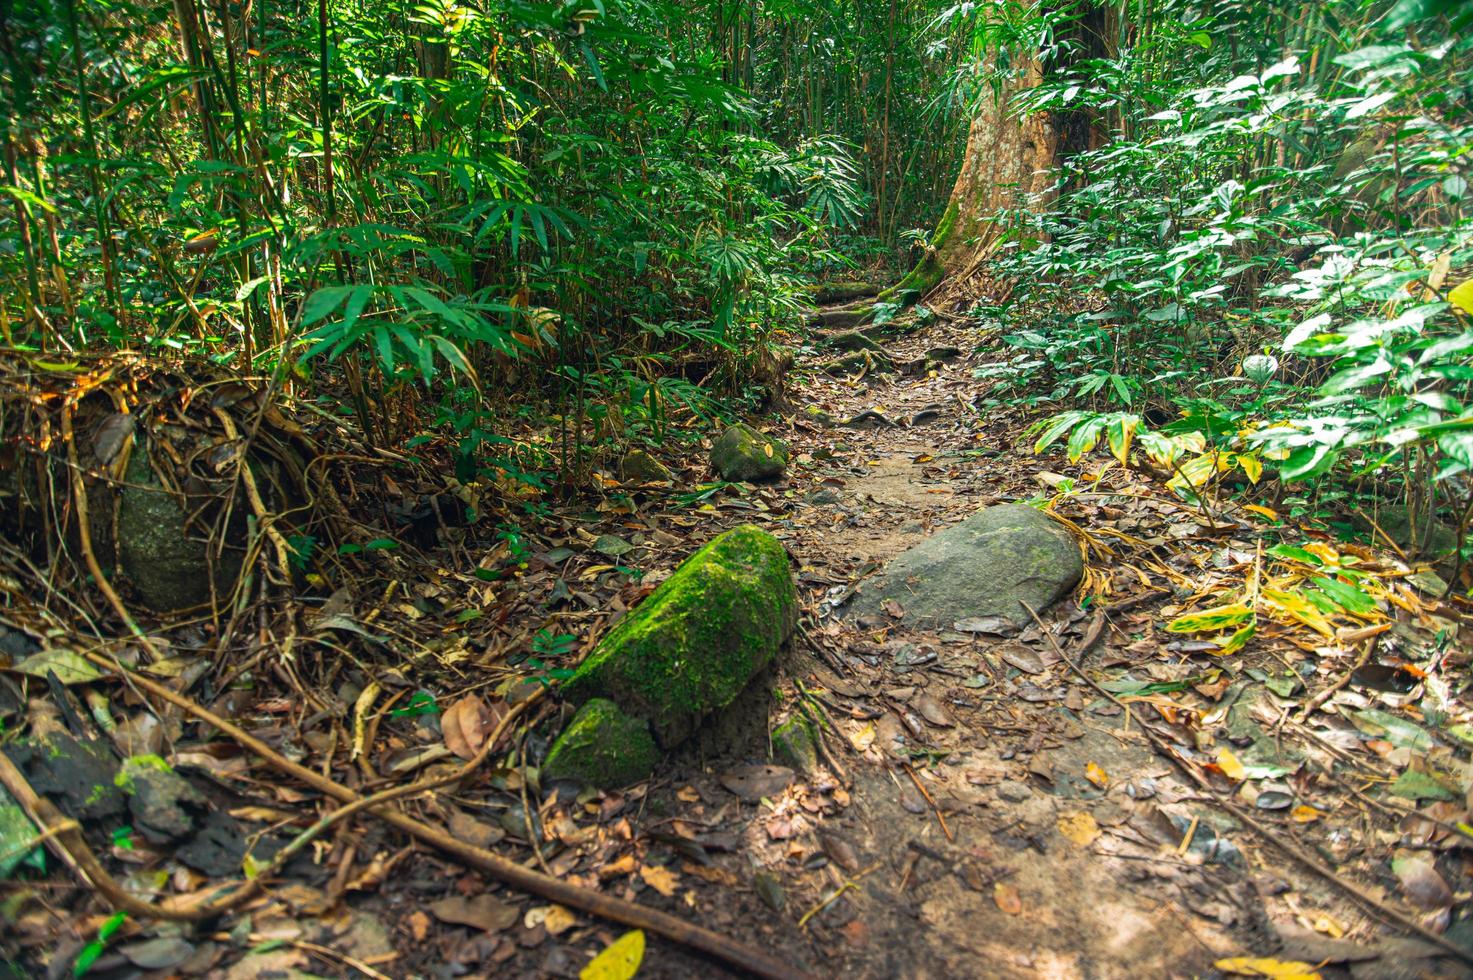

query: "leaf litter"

left=1, top=311, right=1472, bottom=978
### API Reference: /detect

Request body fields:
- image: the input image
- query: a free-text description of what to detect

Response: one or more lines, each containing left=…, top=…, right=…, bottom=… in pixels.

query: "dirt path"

left=623, top=305, right=1468, bottom=979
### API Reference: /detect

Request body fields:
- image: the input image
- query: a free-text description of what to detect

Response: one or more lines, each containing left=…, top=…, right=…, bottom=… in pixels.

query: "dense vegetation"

left=3, top=0, right=1471, bottom=554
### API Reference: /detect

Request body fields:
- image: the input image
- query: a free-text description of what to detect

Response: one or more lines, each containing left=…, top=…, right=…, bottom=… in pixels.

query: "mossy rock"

left=542, top=699, right=659, bottom=788
left=772, top=715, right=819, bottom=775
left=563, top=524, right=797, bottom=747
left=620, top=448, right=673, bottom=484
left=117, top=451, right=242, bottom=611
left=711, top=423, right=788, bottom=482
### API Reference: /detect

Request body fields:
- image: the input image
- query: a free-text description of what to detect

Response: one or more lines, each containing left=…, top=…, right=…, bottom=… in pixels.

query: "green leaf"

left=1310, top=576, right=1379, bottom=616
left=13, top=649, right=102, bottom=685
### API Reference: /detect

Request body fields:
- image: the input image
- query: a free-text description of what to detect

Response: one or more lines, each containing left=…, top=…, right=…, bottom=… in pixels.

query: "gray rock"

left=711, top=423, right=788, bottom=482
left=807, top=489, right=841, bottom=506
left=995, top=780, right=1032, bottom=803
left=848, top=503, right=1082, bottom=627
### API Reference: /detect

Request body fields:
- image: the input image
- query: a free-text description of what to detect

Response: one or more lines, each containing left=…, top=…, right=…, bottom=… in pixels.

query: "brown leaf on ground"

left=994, top=881, right=1023, bottom=915
left=442, top=694, right=494, bottom=760
left=429, top=894, right=520, bottom=932
left=913, top=692, right=954, bottom=727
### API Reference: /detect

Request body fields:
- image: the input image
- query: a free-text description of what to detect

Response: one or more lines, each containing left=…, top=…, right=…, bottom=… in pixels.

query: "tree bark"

left=888, top=55, right=1056, bottom=299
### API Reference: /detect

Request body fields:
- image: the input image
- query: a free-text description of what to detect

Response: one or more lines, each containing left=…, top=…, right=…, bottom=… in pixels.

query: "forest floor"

left=4, top=301, right=1473, bottom=979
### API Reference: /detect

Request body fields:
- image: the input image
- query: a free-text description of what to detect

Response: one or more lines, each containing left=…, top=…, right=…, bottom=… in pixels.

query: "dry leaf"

left=442, top=694, right=493, bottom=760
left=1217, top=748, right=1247, bottom=781
left=639, top=863, right=679, bottom=897
left=428, top=894, right=519, bottom=932
left=598, top=854, right=637, bottom=880
left=993, top=882, right=1022, bottom=915
left=913, top=692, right=954, bottom=728
left=1057, top=812, right=1101, bottom=847
left=1290, top=805, right=1322, bottom=823
left=1085, top=762, right=1109, bottom=789
left=849, top=722, right=876, bottom=752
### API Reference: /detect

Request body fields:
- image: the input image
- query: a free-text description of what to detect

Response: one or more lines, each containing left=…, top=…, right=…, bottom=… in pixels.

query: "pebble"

left=995, top=781, right=1032, bottom=803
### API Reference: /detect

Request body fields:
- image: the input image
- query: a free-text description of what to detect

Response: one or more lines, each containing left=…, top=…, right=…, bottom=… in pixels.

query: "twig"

left=1022, top=602, right=1473, bottom=969
left=901, top=762, right=952, bottom=842
left=60, top=405, right=143, bottom=638
left=82, top=651, right=810, bottom=980
left=1295, top=636, right=1377, bottom=724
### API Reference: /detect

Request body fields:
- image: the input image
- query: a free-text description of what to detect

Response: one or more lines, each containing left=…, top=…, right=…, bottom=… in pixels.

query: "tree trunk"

left=888, top=55, right=1056, bottom=299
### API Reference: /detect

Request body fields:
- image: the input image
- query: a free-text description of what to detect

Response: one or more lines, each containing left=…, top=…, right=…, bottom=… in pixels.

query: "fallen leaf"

left=598, top=854, right=637, bottom=880
left=442, top=694, right=493, bottom=760
left=993, top=881, right=1022, bottom=915
left=913, top=693, right=954, bottom=728
left=447, top=808, right=505, bottom=848
left=580, top=930, right=644, bottom=980
left=1085, top=762, right=1109, bottom=789
left=1218, top=748, right=1247, bottom=781
left=849, top=722, right=876, bottom=752
left=998, top=642, right=1045, bottom=675
left=1057, top=811, right=1101, bottom=847
left=428, top=894, right=519, bottom=932
left=1214, top=957, right=1321, bottom=979
left=13, top=649, right=102, bottom=685
left=1291, top=805, right=1322, bottom=823
left=718, top=764, right=794, bottom=801
left=1392, top=852, right=1452, bottom=909
left=639, top=864, right=679, bottom=897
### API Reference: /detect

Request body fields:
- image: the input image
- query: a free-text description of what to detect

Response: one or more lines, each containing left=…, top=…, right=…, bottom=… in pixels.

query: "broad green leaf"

left=1167, top=602, right=1254, bottom=633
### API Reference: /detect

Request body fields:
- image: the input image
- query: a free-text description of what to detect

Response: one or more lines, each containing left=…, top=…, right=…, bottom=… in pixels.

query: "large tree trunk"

left=888, top=57, right=1057, bottom=299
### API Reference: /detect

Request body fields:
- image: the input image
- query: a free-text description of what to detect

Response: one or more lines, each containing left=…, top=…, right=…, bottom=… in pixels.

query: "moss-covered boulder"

left=542, top=699, right=658, bottom=788
left=711, top=424, right=788, bottom=482
left=620, top=448, right=673, bottom=484
left=563, top=524, right=797, bottom=749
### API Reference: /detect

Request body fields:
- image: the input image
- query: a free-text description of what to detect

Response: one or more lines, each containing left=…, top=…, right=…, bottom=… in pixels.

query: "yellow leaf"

left=1214, top=957, right=1321, bottom=979
left=1243, top=504, right=1278, bottom=521
left=638, top=864, right=679, bottom=897
left=581, top=930, right=645, bottom=980
left=1167, top=602, right=1254, bottom=633
left=1291, top=805, right=1322, bottom=823
left=1057, top=811, right=1101, bottom=847
left=1237, top=454, right=1263, bottom=483
left=1262, top=588, right=1335, bottom=638
left=1449, top=278, right=1473, bottom=315
left=1085, top=762, right=1109, bottom=788
left=1217, top=748, right=1247, bottom=781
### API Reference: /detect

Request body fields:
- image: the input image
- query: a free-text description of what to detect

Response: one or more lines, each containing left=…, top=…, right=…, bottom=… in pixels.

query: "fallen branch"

left=81, top=651, right=811, bottom=980
left=1023, top=603, right=1473, bottom=969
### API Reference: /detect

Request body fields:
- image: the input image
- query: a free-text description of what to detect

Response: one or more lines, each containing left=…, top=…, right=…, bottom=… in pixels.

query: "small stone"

left=542, top=699, right=658, bottom=789
left=807, top=489, right=841, bottom=506
left=995, top=781, right=1032, bottom=803
left=771, top=716, right=819, bottom=774
left=802, top=405, right=835, bottom=426
left=711, top=423, right=788, bottom=482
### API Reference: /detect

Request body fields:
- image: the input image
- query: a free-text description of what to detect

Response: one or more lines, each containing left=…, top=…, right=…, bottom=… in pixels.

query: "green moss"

left=542, top=699, right=659, bottom=788
left=114, top=754, right=172, bottom=793
left=563, top=525, right=797, bottom=746
left=711, top=424, right=788, bottom=482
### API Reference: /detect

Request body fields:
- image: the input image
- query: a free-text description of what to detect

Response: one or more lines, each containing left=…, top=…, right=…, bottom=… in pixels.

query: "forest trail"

left=623, top=300, right=1468, bottom=979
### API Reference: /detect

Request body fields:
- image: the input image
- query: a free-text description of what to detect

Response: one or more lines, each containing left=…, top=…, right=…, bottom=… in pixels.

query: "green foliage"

left=980, top=0, right=1473, bottom=539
